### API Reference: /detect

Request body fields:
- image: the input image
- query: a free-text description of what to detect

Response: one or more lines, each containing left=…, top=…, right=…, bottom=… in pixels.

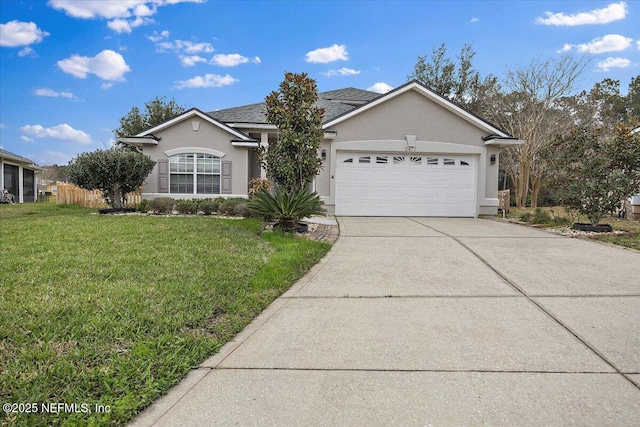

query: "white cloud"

left=34, top=88, right=75, bottom=99
left=20, top=124, right=91, bottom=144
left=181, top=55, right=207, bottom=66
left=36, top=150, right=73, bottom=166
left=0, top=20, right=49, bottom=47
left=107, top=16, right=153, bottom=34
left=20, top=135, right=34, bottom=142
left=148, top=30, right=169, bottom=43
left=367, top=82, right=393, bottom=93
left=305, top=44, right=348, bottom=63
left=323, top=67, right=361, bottom=77
left=173, top=73, right=238, bottom=89
left=637, top=40, right=640, bottom=50
left=57, top=50, right=131, bottom=82
left=470, top=17, right=479, bottom=23
left=181, top=41, right=214, bottom=54
left=48, top=0, right=204, bottom=33
left=0, top=123, right=6, bottom=129
left=536, top=1, right=627, bottom=26
left=151, top=32, right=214, bottom=54
left=596, top=56, right=631, bottom=71
left=18, top=47, right=37, bottom=57
left=559, top=34, right=633, bottom=54
left=210, top=53, right=261, bottom=67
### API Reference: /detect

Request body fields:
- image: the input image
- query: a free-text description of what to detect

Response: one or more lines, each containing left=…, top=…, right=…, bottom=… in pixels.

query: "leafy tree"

left=566, top=78, right=627, bottom=131
left=114, top=96, right=185, bottom=139
left=261, top=72, right=325, bottom=193
left=408, top=43, right=499, bottom=115
left=543, top=122, right=640, bottom=225
left=627, top=75, right=640, bottom=120
left=68, top=148, right=155, bottom=209
left=40, top=164, right=70, bottom=182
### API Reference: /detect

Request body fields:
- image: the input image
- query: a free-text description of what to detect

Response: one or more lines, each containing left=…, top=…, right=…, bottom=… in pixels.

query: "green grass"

left=506, top=206, right=640, bottom=250
left=0, top=203, right=330, bottom=426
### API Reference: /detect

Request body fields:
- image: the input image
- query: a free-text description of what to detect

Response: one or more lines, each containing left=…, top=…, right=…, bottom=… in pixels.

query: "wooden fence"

left=498, top=189, right=510, bottom=214
left=56, top=182, right=142, bottom=208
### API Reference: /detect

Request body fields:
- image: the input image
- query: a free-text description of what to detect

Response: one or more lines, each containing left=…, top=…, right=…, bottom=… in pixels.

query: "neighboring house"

left=626, top=126, right=640, bottom=220
left=118, top=80, right=522, bottom=217
left=0, top=148, right=42, bottom=203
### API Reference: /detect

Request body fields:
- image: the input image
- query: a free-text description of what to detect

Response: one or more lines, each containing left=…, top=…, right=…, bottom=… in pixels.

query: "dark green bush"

left=176, top=199, right=198, bottom=214
left=519, top=212, right=532, bottom=223
left=149, top=197, right=175, bottom=214
left=136, top=199, right=150, bottom=213
left=520, top=208, right=553, bottom=224
left=220, top=198, right=250, bottom=216
left=198, top=199, right=219, bottom=215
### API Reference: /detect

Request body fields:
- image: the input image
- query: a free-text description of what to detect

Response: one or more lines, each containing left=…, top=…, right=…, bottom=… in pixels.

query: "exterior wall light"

left=321, top=149, right=327, bottom=160
left=490, top=154, right=496, bottom=165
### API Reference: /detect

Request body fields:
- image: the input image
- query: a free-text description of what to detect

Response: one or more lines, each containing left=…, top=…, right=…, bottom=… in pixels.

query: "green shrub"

left=520, top=208, right=553, bottom=224
left=198, top=199, right=219, bottom=215
left=219, top=197, right=250, bottom=216
left=248, top=188, right=325, bottom=230
left=176, top=199, right=198, bottom=214
left=234, top=202, right=254, bottom=218
left=149, top=197, right=175, bottom=214
left=136, top=199, right=150, bottom=213
left=519, top=212, right=532, bottom=223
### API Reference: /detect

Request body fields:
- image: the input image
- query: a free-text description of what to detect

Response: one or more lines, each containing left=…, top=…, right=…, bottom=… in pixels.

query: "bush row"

left=137, top=197, right=256, bottom=217
left=518, top=207, right=572, bottom=226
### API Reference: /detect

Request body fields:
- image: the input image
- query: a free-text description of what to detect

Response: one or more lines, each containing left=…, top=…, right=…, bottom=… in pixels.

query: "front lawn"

left=0, top=203, right=330, bottom=426
left=505, top=206, right=640, bottom=250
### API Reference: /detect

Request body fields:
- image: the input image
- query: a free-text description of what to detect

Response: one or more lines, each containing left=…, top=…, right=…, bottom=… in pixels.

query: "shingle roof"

left=0, top=148, right=38, bottom=166
left=207, top=87, right=381, bottom=125
left=320, top=87, right=381, bottom=103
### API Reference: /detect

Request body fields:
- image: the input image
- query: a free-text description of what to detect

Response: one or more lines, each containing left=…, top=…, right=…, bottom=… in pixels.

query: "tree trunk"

left=530, top=184, right=540, bottom=209
left=530, top=171, right=542, bottom=208
left=516, top=162, right=530, bottom=208
left=112, top=186, right=123, bottom=209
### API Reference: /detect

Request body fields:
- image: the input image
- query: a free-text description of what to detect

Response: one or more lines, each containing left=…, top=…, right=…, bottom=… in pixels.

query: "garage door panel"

left=335, top=153, right=477, bottom=217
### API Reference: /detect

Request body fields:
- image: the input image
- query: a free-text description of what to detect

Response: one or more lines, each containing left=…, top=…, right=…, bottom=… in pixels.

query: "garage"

left=335, top=152, right=477, bottom=217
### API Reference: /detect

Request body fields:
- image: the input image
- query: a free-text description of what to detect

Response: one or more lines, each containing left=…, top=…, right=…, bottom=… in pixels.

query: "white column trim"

left=260, top=132, right=268, bottom=179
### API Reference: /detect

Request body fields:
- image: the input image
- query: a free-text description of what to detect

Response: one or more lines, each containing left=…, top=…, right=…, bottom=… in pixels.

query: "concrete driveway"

left=133, top=217, right=640, bottom=426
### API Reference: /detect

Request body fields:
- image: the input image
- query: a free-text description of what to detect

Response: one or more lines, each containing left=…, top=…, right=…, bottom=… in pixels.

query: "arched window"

left=169, top=153, right=221, bottom=194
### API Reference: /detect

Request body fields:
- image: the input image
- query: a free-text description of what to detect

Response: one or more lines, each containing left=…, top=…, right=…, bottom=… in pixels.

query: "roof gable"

left=323, top=80, right=511, bottom=137
left=138, top=108, right=252, bottom=140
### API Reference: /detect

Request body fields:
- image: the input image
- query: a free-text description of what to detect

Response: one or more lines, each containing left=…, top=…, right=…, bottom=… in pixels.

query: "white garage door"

left=335, top=152, right=477, bottom=216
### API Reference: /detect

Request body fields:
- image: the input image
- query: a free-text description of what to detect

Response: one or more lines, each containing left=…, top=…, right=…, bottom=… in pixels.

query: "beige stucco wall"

left=328, top=89, right=487, bottom=146
left=140, top=117, right=250, bottom=197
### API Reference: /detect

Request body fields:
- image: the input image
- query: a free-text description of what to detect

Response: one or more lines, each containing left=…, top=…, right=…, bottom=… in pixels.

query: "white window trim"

left=169, top=153, right=222, bottom=195
left=165, top=147, right=226, bottom=158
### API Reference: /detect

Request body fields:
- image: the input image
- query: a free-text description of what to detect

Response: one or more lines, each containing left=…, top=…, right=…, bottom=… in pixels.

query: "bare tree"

left=487, top=55, right=589, bottom=207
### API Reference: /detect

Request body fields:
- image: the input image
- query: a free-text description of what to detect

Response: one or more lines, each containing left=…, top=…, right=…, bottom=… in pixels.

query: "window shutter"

left=221, top=161, right=232, bottom=194
left=157, top=159, right=169, bottom=193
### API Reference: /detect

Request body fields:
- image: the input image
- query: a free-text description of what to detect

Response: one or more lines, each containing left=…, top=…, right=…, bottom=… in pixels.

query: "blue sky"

left=1, top=0, right=639, bottom=166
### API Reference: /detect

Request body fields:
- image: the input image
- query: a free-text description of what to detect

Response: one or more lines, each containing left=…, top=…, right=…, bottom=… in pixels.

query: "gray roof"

left=0, top=148, right=39, bottom=166
left=207, top=87, right=381, bottom=125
